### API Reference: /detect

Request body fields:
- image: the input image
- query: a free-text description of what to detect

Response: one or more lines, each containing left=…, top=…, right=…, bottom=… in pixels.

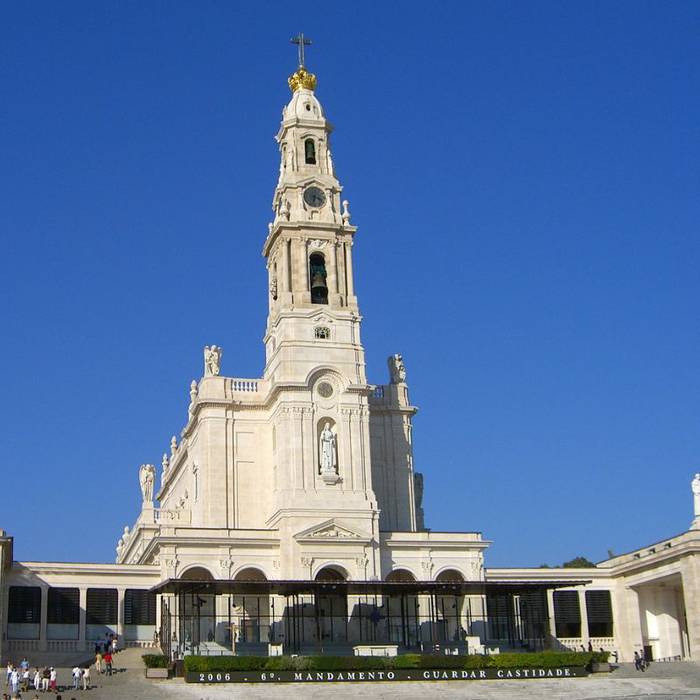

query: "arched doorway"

left=179, top=567, right=216, bottom=655
left=386, top=569, right=418, bottom=648
left=436, top=569, right=466, bottom=646
left=314, top=566, right=347, bottom=582
left=313, top=566, right=348, bottom=651
left=231, top=568, right=269, bottom=650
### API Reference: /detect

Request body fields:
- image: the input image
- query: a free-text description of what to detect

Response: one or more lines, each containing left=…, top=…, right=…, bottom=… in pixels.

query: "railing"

left=6, top=639, right=39, bottom=651
left=231, top=378, right=259, bottom=393
left=48, top=640, right=79, bottom=652
left=590, top=637, right=616, bottom=651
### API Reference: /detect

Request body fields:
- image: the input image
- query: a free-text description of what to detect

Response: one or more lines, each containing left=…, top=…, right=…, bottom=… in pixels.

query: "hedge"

left=184, top=651, right=608, bottom=673
left=142, top=654, right=170, bottom=668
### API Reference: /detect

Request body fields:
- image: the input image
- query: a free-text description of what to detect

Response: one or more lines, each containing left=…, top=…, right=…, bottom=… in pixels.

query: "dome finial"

left=288, top=32, right=317, bottom=92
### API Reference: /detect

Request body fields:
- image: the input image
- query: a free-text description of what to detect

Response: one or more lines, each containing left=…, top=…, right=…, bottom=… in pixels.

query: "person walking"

left=33, top=668, right=41, bottom=691
left=95, top=648, right=103, bottom=674
left=21, top=668, right=30, bottom=692
left=6, top=661, right=13, bottom=687
left=9, top=668, right=19, bottom=696
left=82, top=666, right=91, bottom=690
left=103, top=650, right=113, bottom=676
left=41, top=666, right=50, bottom=691
left=71, top=665, right=81, bottom=690
left=48, top=667, right=57, bottom=692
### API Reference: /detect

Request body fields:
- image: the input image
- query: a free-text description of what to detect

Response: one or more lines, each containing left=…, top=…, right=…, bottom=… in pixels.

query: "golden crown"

left=288, top=66, right=317, bottom=93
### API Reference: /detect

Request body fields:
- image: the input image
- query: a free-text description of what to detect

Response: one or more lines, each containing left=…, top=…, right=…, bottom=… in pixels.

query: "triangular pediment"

left=295, top=519, right=370, bottom=543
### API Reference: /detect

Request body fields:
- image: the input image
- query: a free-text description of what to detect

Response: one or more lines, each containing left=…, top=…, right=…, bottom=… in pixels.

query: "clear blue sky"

left=2, top=1, right=698, bottom=568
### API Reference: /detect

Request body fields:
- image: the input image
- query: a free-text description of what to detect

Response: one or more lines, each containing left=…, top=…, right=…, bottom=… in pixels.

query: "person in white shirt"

left=49, top=667, right=58, bottom=692
left=9, top=668, right=19, bottom=696
left=82, top=666, right=91, bottom=690
left=33, top=668, right=41, bottom=691
left=72, top=665, right=81, bottom=689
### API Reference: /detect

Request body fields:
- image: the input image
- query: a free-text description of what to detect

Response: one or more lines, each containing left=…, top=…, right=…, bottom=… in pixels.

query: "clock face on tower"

left=303, top=186, right=326, bottom=208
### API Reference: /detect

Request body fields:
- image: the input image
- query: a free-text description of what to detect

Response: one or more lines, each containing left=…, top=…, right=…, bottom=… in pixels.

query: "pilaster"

left=39, top=584, right=48, bottom=651
left=78, top=588, right=87, bottom=651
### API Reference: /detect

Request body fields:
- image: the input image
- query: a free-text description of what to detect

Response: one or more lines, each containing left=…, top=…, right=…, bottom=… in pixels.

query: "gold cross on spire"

left=291, top=32, right=312, bottom=68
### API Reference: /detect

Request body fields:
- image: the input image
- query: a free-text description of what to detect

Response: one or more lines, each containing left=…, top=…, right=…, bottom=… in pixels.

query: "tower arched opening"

left=309, top=253, right=328, bottom=304
left=304, top=138, right=316, bottom=164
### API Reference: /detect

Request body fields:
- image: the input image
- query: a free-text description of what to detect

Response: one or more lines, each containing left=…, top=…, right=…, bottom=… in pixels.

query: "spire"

left=288, top=33, right=317, bottom=92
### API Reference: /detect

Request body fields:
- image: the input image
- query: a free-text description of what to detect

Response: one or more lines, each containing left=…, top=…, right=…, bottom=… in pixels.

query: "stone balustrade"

left=231, top=378, right=260, bottom=393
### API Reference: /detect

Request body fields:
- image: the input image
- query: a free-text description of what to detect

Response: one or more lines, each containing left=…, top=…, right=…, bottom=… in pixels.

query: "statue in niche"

left=693, top=473, right=700, bottom=517
left=388, top=354, right=407, bottom=384
left=319, top=422, right=337, bottom=475
left=139, top=464, right=155, bottom=502
left=204, top=345, right=223, bottom=376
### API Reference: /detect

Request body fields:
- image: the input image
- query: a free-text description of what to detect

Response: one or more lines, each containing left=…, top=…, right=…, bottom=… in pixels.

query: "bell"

left=311, top=271, right=327, bottom=290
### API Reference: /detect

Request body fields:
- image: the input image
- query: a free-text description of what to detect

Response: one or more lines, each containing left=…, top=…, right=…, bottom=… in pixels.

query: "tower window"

left=309, top=253, right=328, bottom=304
left=305, top=138, right=316, bottom=165
left=315, top=326, right=330, bottom=339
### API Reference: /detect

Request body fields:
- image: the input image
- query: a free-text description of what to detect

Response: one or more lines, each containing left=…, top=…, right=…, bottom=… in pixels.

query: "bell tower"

left=262, top=49, right=364, bottom=388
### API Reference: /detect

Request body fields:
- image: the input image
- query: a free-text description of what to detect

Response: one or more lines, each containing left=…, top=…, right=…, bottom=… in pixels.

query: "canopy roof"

left=151, top=578, right=590, bottom=596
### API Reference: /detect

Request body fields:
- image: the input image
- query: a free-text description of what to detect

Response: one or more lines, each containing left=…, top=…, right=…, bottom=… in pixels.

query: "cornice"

left=263, top=221, right=357, bottom=257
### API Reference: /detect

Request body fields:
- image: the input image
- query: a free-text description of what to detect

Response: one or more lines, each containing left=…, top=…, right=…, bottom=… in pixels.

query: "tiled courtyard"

left=18, top=659, right=700, bottom=700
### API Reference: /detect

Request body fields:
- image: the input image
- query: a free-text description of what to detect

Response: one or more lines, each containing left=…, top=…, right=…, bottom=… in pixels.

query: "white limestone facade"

left=2, top=61, right=699, bottom=665
left=113, top=64, right=487, bottom=586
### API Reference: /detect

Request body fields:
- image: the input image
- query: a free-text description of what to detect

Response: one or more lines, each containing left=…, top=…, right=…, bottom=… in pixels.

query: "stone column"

left=340, top=409, right=354, bottom=490
left=39, top=584, right=48, bottom=651
left=302, top=408, right=315, bottom=488
left=681, top=553, right=700, bottom=659
left=345, top=242, right=355, bottom=298
left=579, top=588, right=590, bottom=643
left=546, top=589, right=557, bottom=646
left=280, top=238, right=289, bottom=293
left=117, top=588, right=126, bottom=642
left=78, top=588, right=87, bottom=651
left=292, top=408, right=305, bottom=491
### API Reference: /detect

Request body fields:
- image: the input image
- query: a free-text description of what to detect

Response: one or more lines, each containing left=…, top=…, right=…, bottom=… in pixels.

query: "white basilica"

left=1, top=55, right=699, bottom=667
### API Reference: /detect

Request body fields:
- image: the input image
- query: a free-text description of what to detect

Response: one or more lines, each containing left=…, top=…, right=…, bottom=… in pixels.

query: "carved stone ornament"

left=421, top=560, right=434, bottom=578
left=301, top=557, right=313, bottom=569
left=139, top=464, right=156, bottom=502
left=162, top=452, right=169, bottom=472
left=204, top=345, right=223, bottom=377
left=388, top=353, right=407, bottom=384
left=309, top=238, right=326, bottom=250
left=170, top=435, right=178, bottom=457
left=189, top=380, right=198, bottom=410
left=319, top=422, right=339, bottom=484
left=311, top=525, right=359, bottom=539
left=165, top=556, right=179, bottom=575
left=342, top=199, right=351, bottom=225
left=219, top=558, right=234, bottom=578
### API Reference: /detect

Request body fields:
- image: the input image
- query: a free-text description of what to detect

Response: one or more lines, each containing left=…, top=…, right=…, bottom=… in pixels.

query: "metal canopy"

left=151, top=578, right=590, bottom=596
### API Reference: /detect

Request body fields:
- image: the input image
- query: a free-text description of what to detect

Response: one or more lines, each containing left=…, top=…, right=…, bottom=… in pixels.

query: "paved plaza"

left=14, top=656, right=700, bottom=700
